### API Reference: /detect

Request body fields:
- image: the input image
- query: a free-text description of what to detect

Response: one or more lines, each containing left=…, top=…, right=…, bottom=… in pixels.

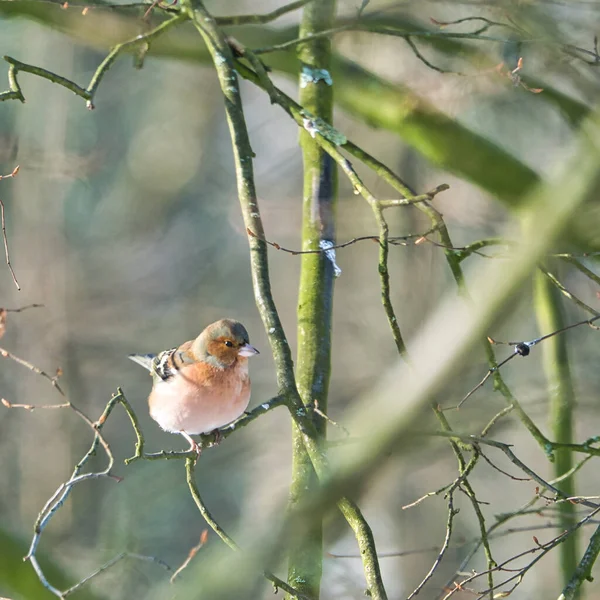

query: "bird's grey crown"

left=210, top=318, right=250, bottom=344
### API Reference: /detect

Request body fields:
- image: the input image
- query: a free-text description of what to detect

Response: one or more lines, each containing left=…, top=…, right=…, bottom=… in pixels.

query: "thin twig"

left=216, top=0, right=313, bottom=26
left=4, top=303, right=44, bottom=312
left=489, top=314, right=600, bottom=347
left=539, top=264, right=600, bottom=316
left=402, top=451, right=478, bottom=511
left=434, top=409, right=495, bottom=597
left=0, top=346, right=66, bottom=396
left=480, top=405, right=514, bottom=437
left=407, top=493, right=457, bottom=599
left=458, top=313, right=600, bottom=408
left=170, top=530, right=208, bottom=583
left=430, top=16, right=518, bottom=32
left=312, top=399, right=350, bottom=437
left=329, top=519, right=600, bottom=560
left=85, top=13, right=186, bottom=108
left=441, top=506, right=600, bottom=599
left=0, top=165, right=20, bottom=289
left=246, top=227, right=439, bottom=255
left=478, top=449, right=529, bottom=482
left=431, top=432, right=600, bottom=510
left=18, top=392, right=130, bottom=596
left=404, top=35, right=454, bottom=75
left=560, top=255, right=600, bottom=287
left=1, top=398, right=69, bottom=410
left=63, top=552, right=171, bottom=596
left=424, top=237, right=510, bottom=261
left=455, top=351, right=519, bottom=409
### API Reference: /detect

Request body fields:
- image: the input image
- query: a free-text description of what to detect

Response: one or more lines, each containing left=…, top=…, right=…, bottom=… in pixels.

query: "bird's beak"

left=238, top=343, right=259, bottom=357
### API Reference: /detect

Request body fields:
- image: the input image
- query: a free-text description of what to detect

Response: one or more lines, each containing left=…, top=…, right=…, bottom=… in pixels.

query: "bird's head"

left=193, top=319, right=259, bottom=368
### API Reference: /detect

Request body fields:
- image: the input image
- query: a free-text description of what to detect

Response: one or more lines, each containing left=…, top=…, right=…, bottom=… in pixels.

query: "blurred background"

left=0, top=0, right=600, bottom=598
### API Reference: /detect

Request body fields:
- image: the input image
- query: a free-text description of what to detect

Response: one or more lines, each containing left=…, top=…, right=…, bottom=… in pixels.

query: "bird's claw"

left=181, top=431, right=202, bottom=459
left=209, top=428, right=223, bottom=447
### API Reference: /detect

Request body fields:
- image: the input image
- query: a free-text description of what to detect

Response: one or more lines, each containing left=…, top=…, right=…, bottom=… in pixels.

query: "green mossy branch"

left=101, top=390, right=303, bottom=598
left=0, top=13, right=185, bottom=107
left=185, top=458, right=308, bottom=600
left=559, top=523, right=600, bottom=600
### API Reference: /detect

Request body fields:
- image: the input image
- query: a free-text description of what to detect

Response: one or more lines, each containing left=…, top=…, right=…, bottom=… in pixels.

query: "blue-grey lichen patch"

left=300, top=66, right=333, bottom=88
left=213, top=52, right=227, bottom=66
left=320, top=240, right=342, bottom=277
left=301, top=112, right=347, bottom=145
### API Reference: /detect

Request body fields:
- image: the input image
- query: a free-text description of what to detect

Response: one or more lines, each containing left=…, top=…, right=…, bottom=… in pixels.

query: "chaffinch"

left=129, top=319, right=259, bottom=452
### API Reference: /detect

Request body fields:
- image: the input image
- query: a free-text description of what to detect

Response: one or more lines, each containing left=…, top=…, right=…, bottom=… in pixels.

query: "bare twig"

left=170, top=530, right=208, bottom=583
left=538, top=264, right=600, bottom=316
left=406, top=494, right=457, bottom=599
left=441, top=506, right=600, bottom=599
left=216, top=0, right=312, bottom=26
left=21, top=395, right=127, bottom=596
left=430, top=16, right=518, bottom=33
left=0, top=165, right=20, bottom=289
left=1, top=16, right=185, bottom=108
left=480, top=405, right=514, bottom=437
left=457, top=314, right=600, bottom=409
left=560, top=255, right=600, bottom=287
left=434, top=410, right=495, bottom=597
left=455, top=351, right=520, bottom=409
left=404, top=36, right=455, bottom=75
left=0, top=346, right=66, bottom=396
left=402, top=451, right=478, bottom=511
left=329, top=519, right=600, bottom=560
left=431, top=432, right=600, bottom=510
left=478, top=449, right=529, bottom=482
left=4, top=303, right=44, bottom=312
left=489, top=314, right=600, bottom=347
left=1, top=397, right=69, bottom=410
left=246, top=227, right=440, bottom=255
left=424, top=237, right=510, bottom=261
left=311, top=399, right=350, bottom=437
left=63, top=552, right=171, bottom=597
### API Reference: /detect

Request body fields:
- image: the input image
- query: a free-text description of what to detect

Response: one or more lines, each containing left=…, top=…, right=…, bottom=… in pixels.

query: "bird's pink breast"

left=148, top=361, right=250, bottom=435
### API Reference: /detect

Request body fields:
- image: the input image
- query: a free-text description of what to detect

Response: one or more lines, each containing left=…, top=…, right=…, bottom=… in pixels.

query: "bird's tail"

left=128, top=353, right=156, bottom=372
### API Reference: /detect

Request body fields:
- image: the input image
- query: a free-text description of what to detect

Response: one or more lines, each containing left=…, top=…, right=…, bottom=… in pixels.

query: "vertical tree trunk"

left=534, top=268, right=578, bottom=597
left=288, top=1, right=337, bottom=598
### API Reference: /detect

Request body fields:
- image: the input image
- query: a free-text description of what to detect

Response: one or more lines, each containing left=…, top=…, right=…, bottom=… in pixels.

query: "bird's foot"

left=180, top=431, right=202, bottom=459
left=208, top=428, right=223, bottom=447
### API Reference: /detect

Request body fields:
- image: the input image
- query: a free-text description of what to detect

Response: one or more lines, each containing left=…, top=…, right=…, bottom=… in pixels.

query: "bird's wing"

left=153, top=340, right=196, bottom=381
left=129, top=341, right=196, bottom=381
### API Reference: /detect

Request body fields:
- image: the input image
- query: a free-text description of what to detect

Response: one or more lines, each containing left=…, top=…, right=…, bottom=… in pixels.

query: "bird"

left=129, top=318, right=259, bottom=453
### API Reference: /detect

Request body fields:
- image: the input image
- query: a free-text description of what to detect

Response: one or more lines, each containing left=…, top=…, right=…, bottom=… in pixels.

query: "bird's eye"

left=224, top=340, right=233, bottom=348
